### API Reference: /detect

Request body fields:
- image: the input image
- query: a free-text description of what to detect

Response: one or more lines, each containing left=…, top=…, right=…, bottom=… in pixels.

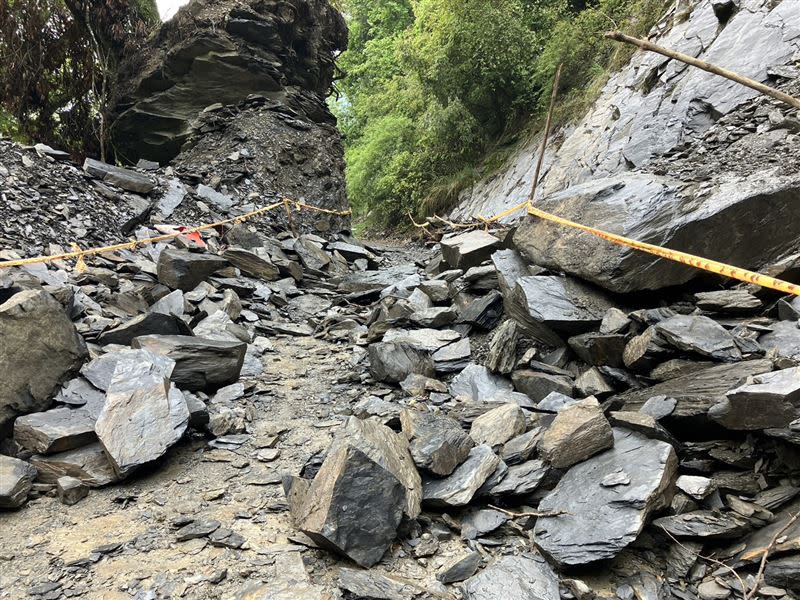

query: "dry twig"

left=743, top=511, right=799, bottom=600
left=488, top=504, right=570, bottom=519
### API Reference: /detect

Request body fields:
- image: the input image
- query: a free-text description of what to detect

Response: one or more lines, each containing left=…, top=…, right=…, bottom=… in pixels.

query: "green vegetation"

left=0, top=0, right=159, bottom=157
left=333, top=0, right=665, bottom=229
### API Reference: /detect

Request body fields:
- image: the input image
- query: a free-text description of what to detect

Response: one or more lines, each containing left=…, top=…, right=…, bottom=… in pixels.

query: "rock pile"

left=278, top=226, right=800, bottom=598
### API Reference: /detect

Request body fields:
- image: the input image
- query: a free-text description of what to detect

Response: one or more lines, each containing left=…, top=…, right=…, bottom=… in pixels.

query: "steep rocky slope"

left=452, top=0, right=800, bottom=293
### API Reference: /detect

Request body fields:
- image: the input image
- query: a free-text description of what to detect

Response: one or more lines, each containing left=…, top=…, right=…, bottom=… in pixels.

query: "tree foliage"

left=0, top=0, right=158, bottom=157
left=334, top=0, right=665, bottom=228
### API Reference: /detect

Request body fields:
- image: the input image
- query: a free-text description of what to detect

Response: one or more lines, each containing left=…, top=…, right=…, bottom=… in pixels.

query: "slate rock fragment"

left=222, top=247, right=281, bottom=281
left=157, top=249, right=228, bottom=292
left=97, top=312, right=192, bottom=346
left=132, top=335, right=247, bottom=391
left=440, top=230, right=500, bottom=270
left=511, top=370, right=572, bottom=403
left=423, top=444, right=500, bottom=508
left=469, top=403, right=526, bottom=448
left=653, top=510, right=751, bottom=540
left=461, top=553, right=559, bottom=600
left=437, top=551, right=482, bottom=584
left=695, top=290, right=762, bottom=314
left=501, top=427, right=542, bottom=465
left=0, top=289, right=88, bottom=431
left=29, top=443, right=118, bottom=487
left=400, top=409, right=474, bottom=476
left=450, top=363, right=514, bottom=402
left=368, top=340, right=435, bottom=383
left=486, top=319, right=519, bottom=374
left=14, top=406, right=97, bottom=454
left=57, top=476, right=89, bottom=505
left=655, top=315, right=742, bottom=361
left=486, top=459, right=549, bottom=496
left=710, top=366, right=800, bottom=430
left=538, top=397, right=613, bottom=469
left=95, top=355, right=189, bottom=477
left=0, top=455, right=36, bottom=508
left=534, top=429, right=677, bottom=566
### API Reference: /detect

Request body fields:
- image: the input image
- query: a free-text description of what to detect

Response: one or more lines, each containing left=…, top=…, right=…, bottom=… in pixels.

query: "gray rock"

left=462, top=553, right=559, bottom=600
left=653, top=510, right=751, bottom=540
left=97, top=312, right=193, bottom=346
left=491, top=248, right=532, bottom=298
left=83, top=158, right=155, bottom=194
left=296, top=444, right=405, bottom=567
left=331, top=417, right=422, bottom=519
left=418, top=279, right=450, bottom=303
left=157, top=179, right=186, bottom=217
left=440, top=230, right=500, bottom=270
left=508, top=276, right=616, bottom=346
left=486, top=320, right=519, bottom=374
left=777, top=296, right=800, bottom=321
left=640, top=395, right=677, bottom=420
left=196, top=183, right=233, bottom=211
left=501, top=427, right=542, bottom=465
left=607, top=411, right=677, bottom=445
left=539, top=397, right=613, bottom=469
left=534, top=429, right=677, bottom=566
left=459, top=290, right=503, bottom=330
left=709, top=366, right=800, bottom=430
left=695, top=290, right=762, bottom=314
left=148, top=289, right=185, bottom=317
left=574, top=367, right=615, bottom=398
left=655, top=315, right=742, bottom=361
left=623, top=326, right=673, bottom=372
left=132, top=335, right=247, bottom=391
left=157, top=249, right=228, bottom=292
left=367, top=341, right=434, bottom=383
left=676, top=475, right=714, bottom=500
left=486, top=459, right=550, bottom=496
left=450, top=364, right=514, bottom=402
left=512, top=370, right=572, bottom=403
left=423, top=444, right=500, bottom=508
left=432, top=338, right=472, bottom=373
left=536, top=391, right=581, bottom=413
left=568, top=332, right=627, bottom=367
left=411, top=306, right=458, bottom=328
left=600, top=308, right=632, bottom=334
left=29, top=443, right=118, bottom=487
left=0, top=289, right=88, bottom=432
left=14, top=406, right=97, bottom=454
left=57, top=475, right=89, bottom=505
left=437, top=552, right=482, bottom=584
left=176, top=519, right=221, bottom=541
left=0, top=455, right=36, bottom=508
left=469, top=403, right=526, bottom=447
left=460, top=507, right=509, bottom=540
left=294, top=236, right=331, bottom=271
left=95, top=354, right=188, bottom=477
left=336, top=264, right=418, bottom=293
left=400, top=409, right=474, bottom=476
left=222, top=247, right=281, bottom=281
left=80, top=348, right=175, bottom=392
left=759, top=321, right=800, bottom=362
left=338, top=568, right=417, bottom=600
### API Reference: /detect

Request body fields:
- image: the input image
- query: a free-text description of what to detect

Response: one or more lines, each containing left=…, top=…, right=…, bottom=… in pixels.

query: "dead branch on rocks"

left=605, top=31, right=800, bottom=111
left=743, top=511, right=800, bottom=600
left=488, top=504, right=571, bottom=519
left=661, top=528, right=747, bottom=595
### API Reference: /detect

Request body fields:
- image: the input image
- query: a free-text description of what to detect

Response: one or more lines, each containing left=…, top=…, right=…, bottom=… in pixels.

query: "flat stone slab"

left=440, top=230, right=500, bottom=270
left=29, top=443, right=118, bottom=487
left=401, top=409, right=474, bottom=476
left=84, top=158, right=155, bottom=194
left=655, top=315, right=742, bottom=361
left=534, top=428, right=677, bottom=566
left=423, top=444, right=500, bottom=508
left=368, top=340, right=434, bottom=383
left=97, top=312, right=192, bottom=346
left=710, top=366, right=800, bottom=430
left=450, top=363, right=514, bottom=402
left=538, top=397, right=613, bottom=469
left=157, top=249, right=228, bottom=292
left=14, top=406, right=97, bottom=454
left=461, top=553, right=559, bottom=600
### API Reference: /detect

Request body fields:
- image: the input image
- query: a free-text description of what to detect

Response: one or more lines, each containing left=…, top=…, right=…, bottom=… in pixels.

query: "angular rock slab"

left=132, top=335, right=246, bottom=391
left=97, top=312, right=193, bottom=346
left=534, top=428, right=677, bottom=566
left=538, top=397, right=613, bottom=469
left=450, top=363, right=514, bottom=402
left=462, top=553, right=559, bottom=600
left=400, top=409, right=474, bottom=476
left=440, top=230, right=500, bottom=270
left=295, top=445, right=405, bottom=567
left=14, top=406, right=97, bottom=454
left=367, top=341, right=434, bottom=383
left=0, top=289, right=88, bottom=431
left=222, top=247, right=281, bottom=280
left=508, top=275, right=616, bottom=346
left=157, top=249, right=228, bottom=292
left=0, top=455, right=36, bottom=508
left=423, top=444, right=500, bottom=508
left=469, top=403, right=526, bottom=448
left=710, top=366, right=800, bottom=430
left=655, top=315, right=741, bottom=361
left=759, top=321, right=800, bottom=362
left=95, top=355, right=188, bottom=477
left=29, top=443, right=118, bottom=487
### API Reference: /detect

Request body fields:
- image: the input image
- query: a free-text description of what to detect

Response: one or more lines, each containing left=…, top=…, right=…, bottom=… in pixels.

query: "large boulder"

left=0, top=290, right=88, bottom=432
left=156, top=249, right=228, bottom=292
left=534, top=428, right=677, bottom=566
left=132, top=335, right=247, bottom=391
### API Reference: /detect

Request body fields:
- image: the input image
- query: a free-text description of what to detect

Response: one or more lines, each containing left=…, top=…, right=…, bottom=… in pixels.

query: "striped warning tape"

left=414, top=201, right=800, bottom=296
left=0, top=198, right=351, bottom=270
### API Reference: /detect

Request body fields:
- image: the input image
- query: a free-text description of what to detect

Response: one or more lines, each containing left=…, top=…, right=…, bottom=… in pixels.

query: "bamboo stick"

left=529, top=63, right=563, bottom=204
left=605, top=31, right=800, bottom=111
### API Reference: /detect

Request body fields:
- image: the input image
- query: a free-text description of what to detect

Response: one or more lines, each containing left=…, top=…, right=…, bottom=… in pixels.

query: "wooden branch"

left=605, top=31, right=800, bottom=111
left=743, top=511, right=799, bottom=600
left=488, top=504, right=570, bottom=519
left=529, top=63, right=563, bottom=204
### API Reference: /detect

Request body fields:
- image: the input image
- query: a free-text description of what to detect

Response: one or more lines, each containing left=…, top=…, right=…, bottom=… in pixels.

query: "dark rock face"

left=534, top=429, right=677, bottom=566
left=367, top=341, right=435, bottom=383
left=157, top=249, right=228, bottom=292
left=132, top=335, right=247, bottom=391
left=538, top=398, right=613, bottom=469
left=14, top=406, right=97, bottom=454
left=97, top=312, right=193, bottom=346
left=0, top=290, right=88, bottom=432
left=440, top=231, right=501, bottom=270
left=709, top=367, right=800, bottom=429
left=29, top=443, right=118, bottom=487
left=423, top=444, right=500, bottom=508
left=401, top=409, right=474, bottom=476
left=108, top=0, right=350, bottom=231
left=295, top=445, right=405, bottom=568
left=654, top=315, right=741, bottom=361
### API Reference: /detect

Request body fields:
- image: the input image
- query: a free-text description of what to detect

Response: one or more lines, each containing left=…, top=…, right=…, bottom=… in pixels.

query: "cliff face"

left=109, top=0, right=349, bottom=224
left=452, top=0, right=800, bottom=293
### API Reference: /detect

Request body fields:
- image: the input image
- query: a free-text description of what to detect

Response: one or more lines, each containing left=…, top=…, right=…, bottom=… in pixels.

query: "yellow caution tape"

left=412, top=201, right=800, bottom=296
left=0, top=197, right=351, bottom=270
